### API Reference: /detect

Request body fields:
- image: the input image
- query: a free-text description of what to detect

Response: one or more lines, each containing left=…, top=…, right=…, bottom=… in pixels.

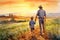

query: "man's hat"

left=39, top=5, right=43, bottom=8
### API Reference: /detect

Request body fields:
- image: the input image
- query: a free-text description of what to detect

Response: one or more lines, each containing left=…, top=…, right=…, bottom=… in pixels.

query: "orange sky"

left=0, top=0, right=60, bottom=16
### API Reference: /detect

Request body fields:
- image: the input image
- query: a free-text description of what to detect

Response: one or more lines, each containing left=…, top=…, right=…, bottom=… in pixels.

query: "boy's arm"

left=34, top=21, right=36, bottom=24
left=29, top=22, right=31, bottom=26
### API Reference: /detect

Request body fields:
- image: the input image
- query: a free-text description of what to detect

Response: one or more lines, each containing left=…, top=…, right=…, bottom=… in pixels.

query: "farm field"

left=0, top=18, right=60, bottom=40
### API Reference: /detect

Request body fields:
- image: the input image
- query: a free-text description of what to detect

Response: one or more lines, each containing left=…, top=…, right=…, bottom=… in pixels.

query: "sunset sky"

left=0, top=0, right=60, bottom=16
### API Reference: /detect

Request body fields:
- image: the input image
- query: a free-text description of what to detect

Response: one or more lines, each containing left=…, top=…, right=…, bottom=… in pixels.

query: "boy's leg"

left=31, top=28, right=34, bottom=32
left=31, top=28, right=34, bottom=35
left=31, top=28, right=32, bottom=32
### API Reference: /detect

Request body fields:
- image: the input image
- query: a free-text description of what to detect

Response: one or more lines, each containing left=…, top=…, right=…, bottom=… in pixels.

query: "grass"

left=0, top=18, right=60, bottom=40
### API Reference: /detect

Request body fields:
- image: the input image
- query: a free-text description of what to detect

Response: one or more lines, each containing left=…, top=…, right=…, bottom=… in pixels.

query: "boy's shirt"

left=29, top=20, right=35, bottom=28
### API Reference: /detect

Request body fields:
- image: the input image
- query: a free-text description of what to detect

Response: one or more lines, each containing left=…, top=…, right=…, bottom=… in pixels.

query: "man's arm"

left=44, top=11, right=46, bottom=21
left=35, top=10, right=39, bottom=22
left=35, top=15, right=37, bottom=22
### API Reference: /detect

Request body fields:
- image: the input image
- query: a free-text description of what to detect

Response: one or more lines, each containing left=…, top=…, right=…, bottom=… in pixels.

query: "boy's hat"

left=31, top=16, right=33, bottom=19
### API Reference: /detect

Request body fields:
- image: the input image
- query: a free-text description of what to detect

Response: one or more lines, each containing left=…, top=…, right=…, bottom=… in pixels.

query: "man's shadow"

left=30, top=35, right=37, bottom=40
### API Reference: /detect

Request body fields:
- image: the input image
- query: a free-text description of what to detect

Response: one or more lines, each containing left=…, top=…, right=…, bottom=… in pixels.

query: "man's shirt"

left=37, top=9, right=46, bottom=19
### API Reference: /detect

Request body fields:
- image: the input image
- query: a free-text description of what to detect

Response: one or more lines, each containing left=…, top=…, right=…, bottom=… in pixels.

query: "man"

left=35, top=5, right=46, bottom=36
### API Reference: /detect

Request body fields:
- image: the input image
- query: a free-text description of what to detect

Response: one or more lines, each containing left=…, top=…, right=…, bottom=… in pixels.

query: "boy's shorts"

left=31, top=28, right=34, bottom=32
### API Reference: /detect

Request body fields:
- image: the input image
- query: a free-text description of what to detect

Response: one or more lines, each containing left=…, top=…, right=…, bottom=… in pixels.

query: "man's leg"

left=42, top=19, right=45, bottom=33
left=40, top=24, right=42, bottom=35
left=39, top=20, right=43, bottom=35
left=40, top=19, right=45, bottom=35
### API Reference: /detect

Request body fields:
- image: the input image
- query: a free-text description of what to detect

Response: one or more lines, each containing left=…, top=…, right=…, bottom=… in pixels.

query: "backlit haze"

left=0, top=0, right=60, bottom=16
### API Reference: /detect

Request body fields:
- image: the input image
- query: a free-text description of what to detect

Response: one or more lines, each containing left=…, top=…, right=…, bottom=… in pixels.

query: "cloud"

left=25, top=0, right=58, bottom=2
left=0, top=0, right=58, bottom=5
left=0, top=0, right=59, bottom=16
left=0, top=1, right=15, bottom=5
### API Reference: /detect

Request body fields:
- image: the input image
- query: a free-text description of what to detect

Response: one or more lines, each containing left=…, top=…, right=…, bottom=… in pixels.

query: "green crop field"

left=0, top=18, right=60, bottom=40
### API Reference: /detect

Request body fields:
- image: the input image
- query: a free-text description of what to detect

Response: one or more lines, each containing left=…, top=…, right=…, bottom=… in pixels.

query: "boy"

left=29, top=17, right=35, bottom=32
left=29, top=17, right=37, bottom=40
